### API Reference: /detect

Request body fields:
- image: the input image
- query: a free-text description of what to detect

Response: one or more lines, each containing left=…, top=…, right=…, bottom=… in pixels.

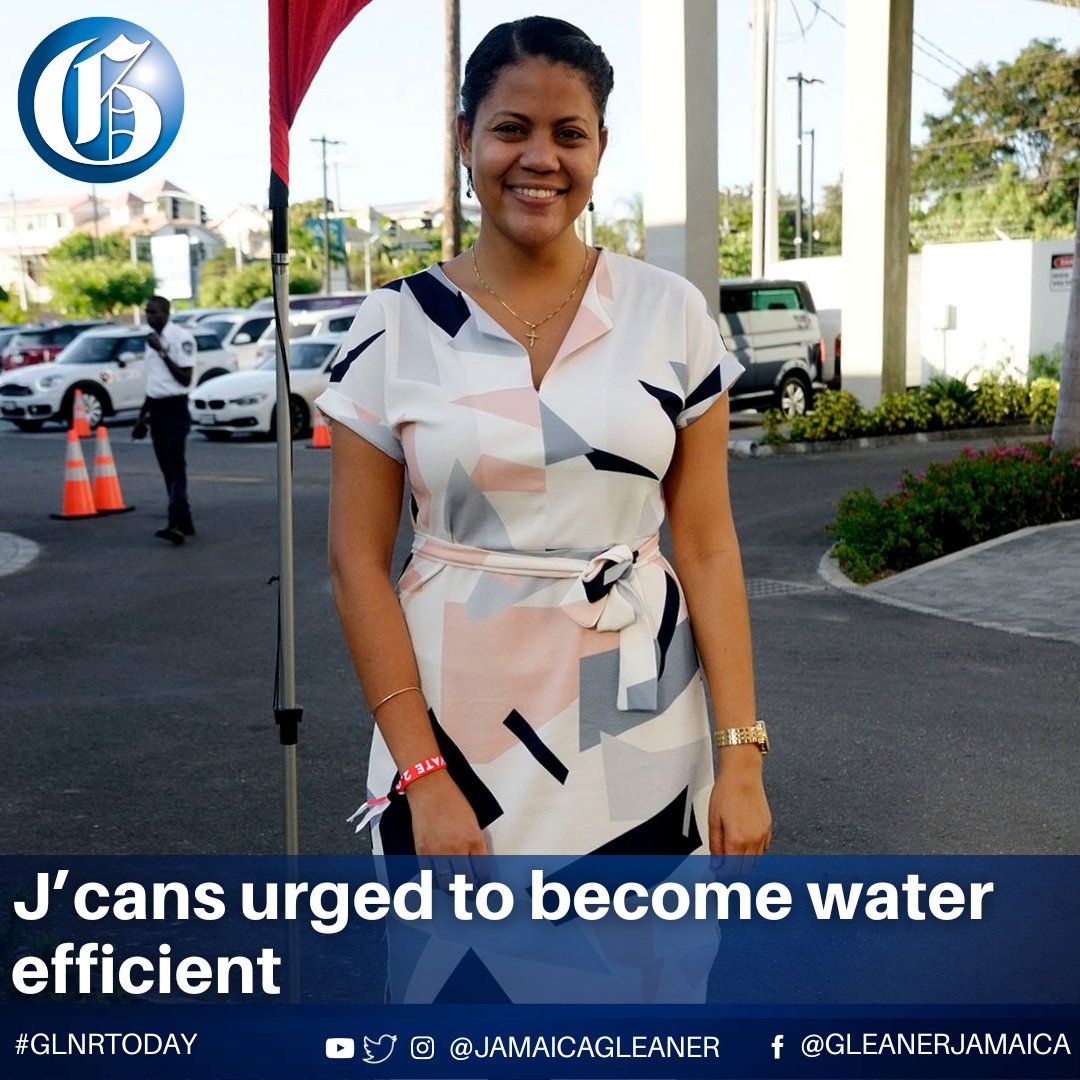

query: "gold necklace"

left=470, top=244, right=590, bottom=350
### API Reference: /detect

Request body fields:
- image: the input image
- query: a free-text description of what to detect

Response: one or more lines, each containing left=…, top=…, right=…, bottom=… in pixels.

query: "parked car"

left=718, top=279, right=826, bottom=417
left=197, top=311, right=277, bottom=369
left=250, top=304, right=362, bottom=367
left=0, top=327, right=237, bottom=431
left=247, top=292, right=368, bottom=315
left=189, top=333, right=345, bottom=440
left=0, top=320, right=113, bottom=372
left=0, top=326, right=26, bottom=359
left=170, top=307, right=247, bottom=325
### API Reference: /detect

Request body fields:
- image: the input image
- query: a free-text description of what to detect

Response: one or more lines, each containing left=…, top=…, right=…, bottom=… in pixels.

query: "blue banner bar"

left=2, top=1006, right=1078, bottom=1078
left=2, top=856, right=1076, bottom=1077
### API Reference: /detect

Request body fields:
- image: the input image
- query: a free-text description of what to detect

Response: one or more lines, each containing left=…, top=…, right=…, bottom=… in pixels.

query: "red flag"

left=269, top=0, right=374, bottom=196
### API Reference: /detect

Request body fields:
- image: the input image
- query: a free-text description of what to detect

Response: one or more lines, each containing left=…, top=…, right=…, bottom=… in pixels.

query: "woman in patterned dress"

left=319, top=17, right=770, bottom=867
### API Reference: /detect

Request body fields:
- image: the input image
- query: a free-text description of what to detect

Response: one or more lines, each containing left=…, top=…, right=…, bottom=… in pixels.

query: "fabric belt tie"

left=410, top=533, right=663, bottom=712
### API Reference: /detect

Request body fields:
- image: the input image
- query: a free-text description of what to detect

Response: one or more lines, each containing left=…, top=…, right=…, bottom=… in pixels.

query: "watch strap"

left=714, top=720, right=769, bottom=754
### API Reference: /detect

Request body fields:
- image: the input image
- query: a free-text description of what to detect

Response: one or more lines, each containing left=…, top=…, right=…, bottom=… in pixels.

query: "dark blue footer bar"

left=2, top=1005, right=1077, bottom=1079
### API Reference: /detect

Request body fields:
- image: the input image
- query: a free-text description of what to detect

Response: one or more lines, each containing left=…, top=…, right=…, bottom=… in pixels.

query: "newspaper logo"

left=18, top=17, right=184, bottom=182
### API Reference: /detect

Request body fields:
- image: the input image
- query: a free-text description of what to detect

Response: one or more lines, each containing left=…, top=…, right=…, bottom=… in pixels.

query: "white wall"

left=764, top=239, right=1071, bottom=394
left=1029, top=239, right=1073, bottom=363
left=919, top=241, right=1033, bottom=382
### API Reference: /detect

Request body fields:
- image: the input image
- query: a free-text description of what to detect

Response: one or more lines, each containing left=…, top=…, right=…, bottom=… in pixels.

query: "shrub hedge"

left=827, top=441, right=1080, bottom=584
left=762, top=374, right=1060, bottom=444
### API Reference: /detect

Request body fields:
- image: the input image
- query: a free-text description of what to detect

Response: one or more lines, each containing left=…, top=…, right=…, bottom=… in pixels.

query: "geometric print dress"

left=316, top=249, right=743, bottom=859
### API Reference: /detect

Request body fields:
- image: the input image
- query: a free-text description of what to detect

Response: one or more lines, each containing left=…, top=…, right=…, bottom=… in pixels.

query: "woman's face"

left=459, top=56, right=607, bottom=252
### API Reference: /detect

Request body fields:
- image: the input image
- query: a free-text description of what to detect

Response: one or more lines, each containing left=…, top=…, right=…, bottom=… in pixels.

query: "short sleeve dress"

left=317, top=249, right=743, bottom=858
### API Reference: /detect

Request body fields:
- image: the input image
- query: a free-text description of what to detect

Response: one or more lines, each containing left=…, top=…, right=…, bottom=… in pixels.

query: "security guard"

left=135, top=296, right=197, bottom=545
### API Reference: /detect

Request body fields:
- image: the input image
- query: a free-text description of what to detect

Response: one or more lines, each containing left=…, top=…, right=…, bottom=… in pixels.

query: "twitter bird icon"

left=362, top=1034, right=397, bottom=1064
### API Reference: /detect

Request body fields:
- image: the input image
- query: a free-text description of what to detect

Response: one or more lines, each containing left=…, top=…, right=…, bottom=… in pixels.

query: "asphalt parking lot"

left=2, top=421, right=1077, bottom=857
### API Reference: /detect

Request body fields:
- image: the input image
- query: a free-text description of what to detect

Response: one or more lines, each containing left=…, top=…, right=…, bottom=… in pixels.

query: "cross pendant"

left=525, top=328, right=539, bottom=348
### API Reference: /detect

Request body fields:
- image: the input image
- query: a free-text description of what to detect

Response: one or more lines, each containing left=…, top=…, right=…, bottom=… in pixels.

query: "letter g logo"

left=18, top=18, right=183, bottom=182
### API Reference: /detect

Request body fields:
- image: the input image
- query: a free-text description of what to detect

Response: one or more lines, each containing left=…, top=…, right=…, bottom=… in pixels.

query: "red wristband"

left=394, top=755, right=447, bottom=794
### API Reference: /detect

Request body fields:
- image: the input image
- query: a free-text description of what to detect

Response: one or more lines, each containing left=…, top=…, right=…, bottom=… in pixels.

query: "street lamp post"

left=311, top=135, right=344, bottom=293
left=787, top=73, right=822, bottom=258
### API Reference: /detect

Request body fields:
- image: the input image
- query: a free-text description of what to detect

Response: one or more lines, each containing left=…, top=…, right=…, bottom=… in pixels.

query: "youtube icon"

left=325, top=1038, right=354, bottom=1059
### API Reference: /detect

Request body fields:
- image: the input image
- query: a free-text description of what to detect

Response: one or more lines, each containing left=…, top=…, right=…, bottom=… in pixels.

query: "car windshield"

left=8, top=331, right=50, bottom=349
left=57, top=335, right=142, bottom=365
left=201, top=319, right=237, bottom=341
left=257, top=340, right=338, bottom=371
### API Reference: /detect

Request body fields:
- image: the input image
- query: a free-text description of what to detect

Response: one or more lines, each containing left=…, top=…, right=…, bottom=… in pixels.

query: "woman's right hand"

left=406, top=771, right=488, bottom=856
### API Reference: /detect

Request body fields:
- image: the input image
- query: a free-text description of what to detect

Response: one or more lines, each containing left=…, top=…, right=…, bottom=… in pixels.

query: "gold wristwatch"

left=714, top=720, right=770, bottom=754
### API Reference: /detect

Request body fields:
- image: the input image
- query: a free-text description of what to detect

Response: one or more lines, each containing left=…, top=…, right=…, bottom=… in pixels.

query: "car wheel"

left=288, top=395, right=310, bottom=439
left=65, top=385, right=109, bottom=428
left=12, top=419, right=45, bottom=432
left=775, top=373, right=812, bottom=418
left=202, top=430, right=232, bottom=442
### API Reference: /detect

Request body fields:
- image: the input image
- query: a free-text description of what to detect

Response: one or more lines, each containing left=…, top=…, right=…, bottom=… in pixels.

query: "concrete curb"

left=0, top=532, right=40, bottom=578
left=728, top=423, right=1050, bottom=458
left=817, top=520, right=1080, bottom=646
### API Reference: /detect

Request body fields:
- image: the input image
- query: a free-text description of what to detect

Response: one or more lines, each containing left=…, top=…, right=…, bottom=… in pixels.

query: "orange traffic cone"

left=72, top=389, right=92, bottom=438
left=51, top=429, right=97, bottom=519
left=92, top=426, right=135, bottom=514
left=310, top=408, right=332, bottom=449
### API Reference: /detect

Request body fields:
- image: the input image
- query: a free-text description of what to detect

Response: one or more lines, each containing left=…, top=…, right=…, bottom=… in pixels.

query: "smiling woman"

left=318, top=16, right=767, bottom=869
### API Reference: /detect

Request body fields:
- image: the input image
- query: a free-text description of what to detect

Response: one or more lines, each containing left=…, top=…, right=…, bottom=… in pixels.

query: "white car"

left=0, top=326, right=237, bottom=431
left=188, top=333, right=345, bottom=440
left=197, top=311, right=277, bottom=369
left=250, top=304, right=362, bottom=368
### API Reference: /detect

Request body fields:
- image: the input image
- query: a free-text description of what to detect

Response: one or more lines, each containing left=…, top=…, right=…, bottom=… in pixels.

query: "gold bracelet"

left=370, top=686, right=423, bottom=715
left=714, top=720, right=770, bottom=754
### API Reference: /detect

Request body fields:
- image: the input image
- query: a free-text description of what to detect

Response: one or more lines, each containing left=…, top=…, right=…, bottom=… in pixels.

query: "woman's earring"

left=588, top=194, right=595, bottom=213
left=466, top=168, right=474, bottom=199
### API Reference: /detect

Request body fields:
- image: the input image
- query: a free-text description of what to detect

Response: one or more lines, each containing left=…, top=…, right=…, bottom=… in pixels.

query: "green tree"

left=199, top=262, right=321, bottom=307
left=44, top=259, right=156, bottom=316
left=594, top=195, right=644, bottom=257
left=50, top=229, right=132, bottom=262
left=912, top=38, right=1080, bottom=239
left=718, top=187, right=754, bottom=276
left=811, top=181, right=843, bottom=255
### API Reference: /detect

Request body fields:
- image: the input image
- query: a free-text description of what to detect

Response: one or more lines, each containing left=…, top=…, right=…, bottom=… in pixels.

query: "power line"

left=912, top=30, right=977, bottom=79
left=914, top=117, right=1080, bottom=153
left=913, top=69, right=952, bottom=93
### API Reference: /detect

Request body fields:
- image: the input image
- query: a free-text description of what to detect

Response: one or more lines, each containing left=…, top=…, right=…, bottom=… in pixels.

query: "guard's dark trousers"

left=148, top=395, right=193, bottom=531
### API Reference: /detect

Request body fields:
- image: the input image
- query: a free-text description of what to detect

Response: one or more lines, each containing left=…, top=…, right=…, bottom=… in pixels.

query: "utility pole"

left=787, top=73, right=822, bottom=258
left=442, top=0, right=461, bottom=260
left=330, top=152, right=351, bottom=288
left=806, top=128, right=816, bottom=257
left=9, top=191, right=28, bottom=311
left=91, top=184, right=101, bottom=257
left=311, top=135, right=343, bottom=293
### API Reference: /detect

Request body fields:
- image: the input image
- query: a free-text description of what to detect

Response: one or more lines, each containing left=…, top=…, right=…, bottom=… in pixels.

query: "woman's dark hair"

left=461, top=17, right=614, bottom=130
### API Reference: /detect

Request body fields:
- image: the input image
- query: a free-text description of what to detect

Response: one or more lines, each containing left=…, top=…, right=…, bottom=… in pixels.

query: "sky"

left=2, top=1, right=1079, bottom=223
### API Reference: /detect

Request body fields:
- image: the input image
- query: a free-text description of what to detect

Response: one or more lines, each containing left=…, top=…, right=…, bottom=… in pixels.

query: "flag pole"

left=270, top=167, right=301, bottom=861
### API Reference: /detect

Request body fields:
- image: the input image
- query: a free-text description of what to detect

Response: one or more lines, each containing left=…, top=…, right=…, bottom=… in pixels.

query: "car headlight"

left=37, top=374, right=66, bottom=389
left=230, top=393, right=270, bottom=406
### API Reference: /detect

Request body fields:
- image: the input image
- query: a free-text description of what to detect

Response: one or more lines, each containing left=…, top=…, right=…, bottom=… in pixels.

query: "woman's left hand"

left=708, top=752, right=772, bottom=856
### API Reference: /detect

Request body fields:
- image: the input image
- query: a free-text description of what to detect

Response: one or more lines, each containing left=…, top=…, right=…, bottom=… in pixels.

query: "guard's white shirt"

left=144, top=320, right=197, bottom=398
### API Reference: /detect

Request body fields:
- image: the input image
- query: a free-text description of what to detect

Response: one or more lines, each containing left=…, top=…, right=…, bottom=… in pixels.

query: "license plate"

left=195, top=413, right=216, bottom=425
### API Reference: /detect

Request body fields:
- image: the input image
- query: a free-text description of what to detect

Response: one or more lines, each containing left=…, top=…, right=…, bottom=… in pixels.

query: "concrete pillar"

left=750, top=0, right=780, bottom=277
left=841, top=0, right=913, bottom=405
left=642, top=0, right=719, bottom=315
